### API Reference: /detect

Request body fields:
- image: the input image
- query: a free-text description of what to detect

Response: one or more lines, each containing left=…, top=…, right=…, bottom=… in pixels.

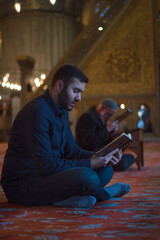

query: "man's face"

left=58, top=78, right=86, bottom=111
left=101, top=107, right=116, bottom=121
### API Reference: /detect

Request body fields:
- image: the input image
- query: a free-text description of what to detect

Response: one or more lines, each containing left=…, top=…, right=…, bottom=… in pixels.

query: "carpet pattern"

left=0, top=142, right=160, bottom=240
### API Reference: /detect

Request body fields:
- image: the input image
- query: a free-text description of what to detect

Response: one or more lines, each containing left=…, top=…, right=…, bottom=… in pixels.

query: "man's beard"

left=58, top=89, right=73, bottom=111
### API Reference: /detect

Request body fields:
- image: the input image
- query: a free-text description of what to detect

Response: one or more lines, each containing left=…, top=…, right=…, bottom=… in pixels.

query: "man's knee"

left=94, top=165, right=113, bottom=187
left=113, top=154, right=135, bottom=171
left=79, top=167, right=99, bottom=185
left=104, top=165, right=113, bottom=180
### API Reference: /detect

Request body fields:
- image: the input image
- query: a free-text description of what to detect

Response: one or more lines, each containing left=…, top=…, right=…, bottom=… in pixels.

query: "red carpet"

left=0, top=142, right=160, bottom=240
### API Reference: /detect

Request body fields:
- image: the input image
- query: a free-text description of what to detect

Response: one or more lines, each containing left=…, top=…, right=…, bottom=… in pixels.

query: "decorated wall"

left=74, top=0, right=159, bottom=137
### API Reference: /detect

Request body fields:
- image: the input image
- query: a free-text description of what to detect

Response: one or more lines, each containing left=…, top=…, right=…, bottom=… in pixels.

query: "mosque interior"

left=0, top=0, right=160, bottom=141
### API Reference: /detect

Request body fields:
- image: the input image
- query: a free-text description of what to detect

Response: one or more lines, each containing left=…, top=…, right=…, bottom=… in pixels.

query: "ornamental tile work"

left=105, top=48, right=141, bottom=83
left=83, top=0, right=155, bottom=96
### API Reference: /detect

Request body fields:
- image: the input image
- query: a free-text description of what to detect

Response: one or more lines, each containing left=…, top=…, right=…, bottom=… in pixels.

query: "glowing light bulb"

left=14, top=2, right=21, bottom=13
left=10, top=84, right=14, bottom=89
left=17, top=85, right=21, bottom=91
left=35, top=82, right=40, bottom=87
left=49, top=0, right=56, bottom=5
left=3, top=76, right=8, bottom=82
left=98, top=26, right=103, bottom=31
left=138, top=111, right=142, bottom=117
left=41, top=74, right=46, bottom=80
left=34, top=78, right=39, bottom=85
left=2, top=82, right=6, bottom=87
left=6, top=82, right=10, bottom=88
left=120, top=104, right=125, bottom=109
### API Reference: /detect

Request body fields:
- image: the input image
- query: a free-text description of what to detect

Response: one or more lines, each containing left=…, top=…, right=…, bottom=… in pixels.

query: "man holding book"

left=76, top=98, right=136, bottom=171
left=1, top=65, right=131, bottom=209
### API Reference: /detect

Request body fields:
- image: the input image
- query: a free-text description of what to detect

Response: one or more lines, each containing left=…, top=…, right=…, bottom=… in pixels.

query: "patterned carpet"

left=0, top=142, right=160, bottom=240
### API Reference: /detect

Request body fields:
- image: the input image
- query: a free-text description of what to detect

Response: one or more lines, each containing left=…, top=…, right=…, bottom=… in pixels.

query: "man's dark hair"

left=51, top=64, right=89, bottom=88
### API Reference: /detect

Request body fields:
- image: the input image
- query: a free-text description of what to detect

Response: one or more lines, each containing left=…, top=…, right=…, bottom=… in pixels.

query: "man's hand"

left=108, top=148, right=122, bottom=166
left=106, top=120, right=119, bottom=133
left=90, top=148, right=122, bottom=169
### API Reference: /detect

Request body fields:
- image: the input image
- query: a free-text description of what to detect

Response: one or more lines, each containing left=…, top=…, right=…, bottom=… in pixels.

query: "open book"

left=114, top=109, right=132, bottom=123
left=95, top=132, right=133, bottom=157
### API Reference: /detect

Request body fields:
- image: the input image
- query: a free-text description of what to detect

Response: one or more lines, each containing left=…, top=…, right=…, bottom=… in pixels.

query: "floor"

left=0, top=141, right=160, bottom=240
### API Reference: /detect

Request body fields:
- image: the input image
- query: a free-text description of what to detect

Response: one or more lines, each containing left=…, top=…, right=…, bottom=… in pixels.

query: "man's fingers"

left=111, top=155, right=119, bottom=164
left=108, top=148, right=119, bottom=156
left=116, top=149, right=122, bottom=160
left=103, top=148, right=123, bottom=166
left=103, top=155, right=112, bottom=165
left=110, top=148, right=123, bottom=160
left=119, top=149, right=123, bottom=158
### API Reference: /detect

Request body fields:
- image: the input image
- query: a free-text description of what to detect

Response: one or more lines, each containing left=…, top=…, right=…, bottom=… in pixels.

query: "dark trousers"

left=112, top=154, right=135, bottom=171
left=3, top=166, right=113, bottom=206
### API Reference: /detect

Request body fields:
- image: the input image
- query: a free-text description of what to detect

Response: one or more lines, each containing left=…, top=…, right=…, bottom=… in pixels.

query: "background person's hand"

left=106, top=120, right=119, bottom=133
left=90, top=148, right=122, bottom=169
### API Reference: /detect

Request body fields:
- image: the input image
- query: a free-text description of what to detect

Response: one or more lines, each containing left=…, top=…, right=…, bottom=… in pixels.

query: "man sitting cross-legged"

left=1, top=65, right=130, bottom=208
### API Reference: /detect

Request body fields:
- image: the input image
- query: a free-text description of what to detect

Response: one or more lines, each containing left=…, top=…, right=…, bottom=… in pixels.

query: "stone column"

left=16, top=56, right=35, bottom=108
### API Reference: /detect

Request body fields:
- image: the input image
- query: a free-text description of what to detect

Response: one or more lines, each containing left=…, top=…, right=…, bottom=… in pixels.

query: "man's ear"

left=55, top=80, right=64, bottom=92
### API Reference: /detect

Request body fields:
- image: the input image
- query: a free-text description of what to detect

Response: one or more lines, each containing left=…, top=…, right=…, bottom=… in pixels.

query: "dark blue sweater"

left=1, top=91, right=92, bottom=185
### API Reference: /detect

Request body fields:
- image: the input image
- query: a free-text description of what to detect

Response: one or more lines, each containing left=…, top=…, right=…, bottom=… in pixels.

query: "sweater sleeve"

left=64, top=126, right=93, bottom=167
left=24, top=105, right=92, bottom=175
